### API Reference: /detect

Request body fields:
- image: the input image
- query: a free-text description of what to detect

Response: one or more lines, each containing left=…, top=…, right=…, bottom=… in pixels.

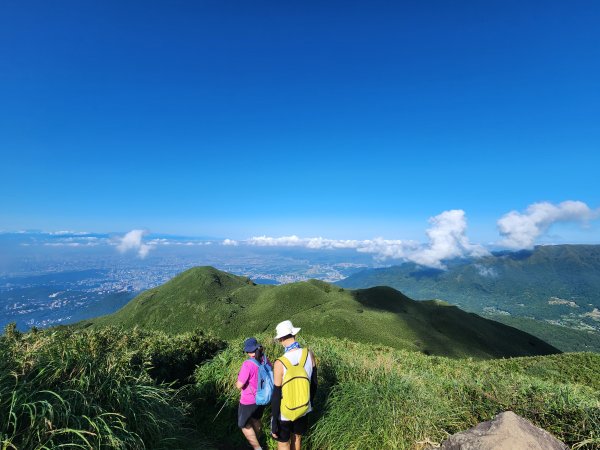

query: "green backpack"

left=278, top=348, right=311, bottom=421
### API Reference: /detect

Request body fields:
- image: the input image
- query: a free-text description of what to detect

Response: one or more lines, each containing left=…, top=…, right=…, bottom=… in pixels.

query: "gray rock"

left=439, top=411, right=569, bottom=450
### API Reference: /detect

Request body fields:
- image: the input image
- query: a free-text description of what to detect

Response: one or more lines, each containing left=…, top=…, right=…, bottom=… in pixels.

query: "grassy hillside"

left=196, top=334, right=600, bottom=450
left=338, top=244, right=600, bottom=350
left=83, top=266, right=559, bottom=359
left=3, top=326, right=598, bottom=450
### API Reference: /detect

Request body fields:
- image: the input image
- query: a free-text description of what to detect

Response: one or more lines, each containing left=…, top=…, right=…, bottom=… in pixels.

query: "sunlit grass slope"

left=195, top=335, right=600, bottom=450
left=85, top=266, right=559, bottom=359
left=3, top=326, right=598, bottom=450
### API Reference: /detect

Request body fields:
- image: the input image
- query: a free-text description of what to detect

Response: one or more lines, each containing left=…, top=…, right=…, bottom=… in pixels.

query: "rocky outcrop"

left=438, top=411, right=568, bottom=450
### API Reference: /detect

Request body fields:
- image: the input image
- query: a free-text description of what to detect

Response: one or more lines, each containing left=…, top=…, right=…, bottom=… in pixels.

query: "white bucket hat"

left=275, top=320, right=301, bottom=340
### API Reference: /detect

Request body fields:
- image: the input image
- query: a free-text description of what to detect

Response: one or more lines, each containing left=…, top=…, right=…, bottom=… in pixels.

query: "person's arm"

left=309, top=350, right=318, bottom=403
left=236, top=361, right=250, bottom=390
left=271, top=359, right=283, bottom=438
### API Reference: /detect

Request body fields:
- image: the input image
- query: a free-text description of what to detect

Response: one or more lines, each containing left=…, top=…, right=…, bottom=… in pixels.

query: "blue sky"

left=1, top=1, right=599, bottom=244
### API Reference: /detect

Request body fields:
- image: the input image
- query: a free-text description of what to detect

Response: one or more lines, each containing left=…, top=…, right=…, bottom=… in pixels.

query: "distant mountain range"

left=338, top=244, right=600, bottom=351
left=80, top=266, right=559, bottom=359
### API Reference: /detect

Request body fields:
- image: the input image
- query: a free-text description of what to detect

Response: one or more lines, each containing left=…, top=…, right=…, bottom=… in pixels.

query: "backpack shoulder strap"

left=300, top=348, right=309, bottom=368
left=277, top=356, right=291, bottom=371
left=249, top=358, right=261, bottom=368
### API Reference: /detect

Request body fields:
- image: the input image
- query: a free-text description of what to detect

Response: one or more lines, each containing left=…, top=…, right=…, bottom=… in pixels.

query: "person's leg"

left=276, top=420, right=292, bottom=450
left=249, top=406, right=264, bottom=437
left=289, top=414, right=308, bottom=450
left=241, top=423, right=261, bottom=448
left=290, top=433, right=302, bottom=450
left=238, top=404, right=263, bottom=449
left=248, top=417, right=262, bottom=436
left=277, top=441, right=291, bottom=450
left=249, top=417, right=261, bottom=439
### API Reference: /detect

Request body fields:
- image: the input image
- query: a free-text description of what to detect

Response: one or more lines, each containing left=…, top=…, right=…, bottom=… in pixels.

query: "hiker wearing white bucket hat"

left=271, top=320, right=318, bottom=450
left=274, top=320, right=301, bottom=340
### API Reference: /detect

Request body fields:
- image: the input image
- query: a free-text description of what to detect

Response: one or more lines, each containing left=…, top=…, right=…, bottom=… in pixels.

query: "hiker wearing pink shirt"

left=236, top=337, right=272, bottom=450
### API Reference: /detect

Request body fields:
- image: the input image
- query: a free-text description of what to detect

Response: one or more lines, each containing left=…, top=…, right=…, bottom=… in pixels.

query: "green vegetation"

left=485, top=314, right=600, bottom=353
left=0, top=323, right=224, bottom=449
left=338, top=244, right=600, bottom=351
left=4, top=265, right=599, bottom=449
left=84, top=266, right=559, bottom=359
left=0, top=327, right=600, bottom=449
left=195, top=335, right=600, bottom=449
left=3, top=325, right=598, bottom=449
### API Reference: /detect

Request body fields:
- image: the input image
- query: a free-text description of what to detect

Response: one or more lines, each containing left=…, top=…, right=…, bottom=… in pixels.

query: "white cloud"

left=147, top=238, right=212, bottom=247
left=146, top=238, right=213, bottom=246
left=42, top=236, right=104, bottom=247
left=232, top=209, right=486, bottom=269
left=356, top=238, right=418, bottom=259
left=246, top=235, right=420, bottom=261
left=497, top=201, right=597, bottom=249
left=147, top=238, right=170, bottom=245
left=44, top=242, right=95, bottom=247
left=247, top=235, right=366, bottom=249
left=117, top=229, right=153, bottom=258
left=406, top=210, right=488, bottom=268
left=46, top=230, right=90, bottom=236
left=475, top=264, right=498, bottom=278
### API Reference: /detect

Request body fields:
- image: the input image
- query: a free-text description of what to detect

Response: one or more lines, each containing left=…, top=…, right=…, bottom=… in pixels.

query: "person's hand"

left=271, top=417, right=279, bottom=439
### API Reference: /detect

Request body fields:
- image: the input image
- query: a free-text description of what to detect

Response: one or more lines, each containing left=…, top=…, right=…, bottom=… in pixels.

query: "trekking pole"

left=212, top=400, right=228, bottom=422
left=213, top=390, right=236, bottom=422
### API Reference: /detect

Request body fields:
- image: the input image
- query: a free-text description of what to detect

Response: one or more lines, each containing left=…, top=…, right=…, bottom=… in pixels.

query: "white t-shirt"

left=279, top=347, right=313, bottom=421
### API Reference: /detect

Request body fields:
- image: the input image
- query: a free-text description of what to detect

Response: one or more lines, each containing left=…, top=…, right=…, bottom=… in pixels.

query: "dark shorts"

left=238, top=403, right=265, bottom=428
left=274, top=414, right=309, bottom=443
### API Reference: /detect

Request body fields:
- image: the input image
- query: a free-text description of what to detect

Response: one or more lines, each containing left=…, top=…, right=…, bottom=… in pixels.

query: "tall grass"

left=195, top=335, right=600, bottom=450
left=0, top=324, right=224, bottom=449
left=2, top=324, right=598, bottom=449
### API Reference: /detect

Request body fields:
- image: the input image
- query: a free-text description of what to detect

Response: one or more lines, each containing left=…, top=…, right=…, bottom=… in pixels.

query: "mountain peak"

left=168, top=266, right=255, bottom=289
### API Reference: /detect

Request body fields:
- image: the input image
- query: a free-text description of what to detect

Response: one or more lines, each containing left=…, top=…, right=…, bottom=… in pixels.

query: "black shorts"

left=238, top=403, right=265, bottom=428
left=274, top=414, right=309, bottom=443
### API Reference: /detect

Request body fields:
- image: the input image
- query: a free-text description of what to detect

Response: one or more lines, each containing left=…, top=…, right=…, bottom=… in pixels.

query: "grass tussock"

left=0, top=323, right=225, bottom=449
left=195, top=335, right=600, bottom=450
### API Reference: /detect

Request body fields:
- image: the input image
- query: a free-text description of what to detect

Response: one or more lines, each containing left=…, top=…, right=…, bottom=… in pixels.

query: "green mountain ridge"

left=82, top=266, right=559, bottom=359
left=338, top=244, right=600, bottom=351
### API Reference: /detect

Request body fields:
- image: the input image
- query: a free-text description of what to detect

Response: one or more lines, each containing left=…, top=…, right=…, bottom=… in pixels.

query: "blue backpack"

left=250, top=357, right=274, bottom=405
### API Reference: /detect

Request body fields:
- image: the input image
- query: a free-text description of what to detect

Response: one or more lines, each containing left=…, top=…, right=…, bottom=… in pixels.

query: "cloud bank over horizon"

left=5, top=200, right=598, bottom=268
left=225, top=209, right=488, bottom=269
left=221, top=201, right=598, bottom=269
